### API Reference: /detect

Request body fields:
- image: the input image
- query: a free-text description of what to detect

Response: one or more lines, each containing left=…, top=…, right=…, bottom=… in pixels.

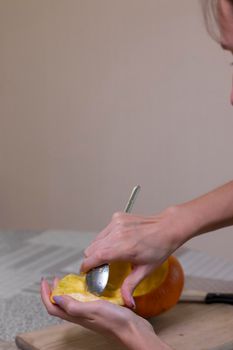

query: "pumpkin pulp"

left=50, top=256, right=184, bottom=318
left=51, top=260, right=169, bottom=305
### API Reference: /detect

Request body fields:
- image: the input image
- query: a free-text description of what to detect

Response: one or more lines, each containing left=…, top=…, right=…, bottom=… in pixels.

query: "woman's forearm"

left=177, top=180, right=233, bottom=243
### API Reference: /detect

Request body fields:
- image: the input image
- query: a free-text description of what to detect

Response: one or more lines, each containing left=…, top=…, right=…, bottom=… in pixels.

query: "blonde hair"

left=201, top=0, right=221, bottom=41
left=201, top=0, right=233, bottom=41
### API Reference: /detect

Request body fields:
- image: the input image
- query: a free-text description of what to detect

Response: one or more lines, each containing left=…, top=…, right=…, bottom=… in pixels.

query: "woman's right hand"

left=81, top=205, right=192, bottom=308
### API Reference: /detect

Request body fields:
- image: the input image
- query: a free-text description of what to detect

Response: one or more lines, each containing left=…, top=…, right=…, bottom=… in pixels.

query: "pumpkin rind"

left=50, top=255, right=184, bottom=318
left=134, top=256, right=184, bottom=318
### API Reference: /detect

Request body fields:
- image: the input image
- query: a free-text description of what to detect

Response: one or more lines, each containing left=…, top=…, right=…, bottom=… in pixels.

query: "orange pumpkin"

left=134, top=255, right=184, bottom=318
left=51, top=255, right=184, bottom=318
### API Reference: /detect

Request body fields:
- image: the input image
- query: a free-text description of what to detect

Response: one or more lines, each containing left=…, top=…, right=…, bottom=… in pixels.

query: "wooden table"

left=15, top=303, right=233, bottom=350
left=1, top=231, right=233, bottom=349
left=0, top=340, right=18, bottom=350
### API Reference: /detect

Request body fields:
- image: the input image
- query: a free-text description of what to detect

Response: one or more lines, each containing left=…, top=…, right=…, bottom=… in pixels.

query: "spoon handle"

left=124, top=185, right=141, bottom=213
left=85, top=185, right=141, bottom=295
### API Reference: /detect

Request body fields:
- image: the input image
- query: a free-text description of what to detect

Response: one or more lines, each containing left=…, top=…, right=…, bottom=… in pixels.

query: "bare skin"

left=41, top=278, right=171, bottom=350
left=81, top=181, right=233, bottom=307
left=41, top=1, right=233, bottom=349
left=81, top=1, right=233, bottom=308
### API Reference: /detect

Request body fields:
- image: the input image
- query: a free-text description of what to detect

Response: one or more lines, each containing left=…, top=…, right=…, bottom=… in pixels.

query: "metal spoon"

left=85, top=185, right=141, bottom=296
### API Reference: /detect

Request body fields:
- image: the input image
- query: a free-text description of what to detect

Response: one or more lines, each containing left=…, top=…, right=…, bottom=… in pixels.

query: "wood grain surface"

left=0, top=340, right=18, bottom=350
left=15, top=303, right=233, bottom=350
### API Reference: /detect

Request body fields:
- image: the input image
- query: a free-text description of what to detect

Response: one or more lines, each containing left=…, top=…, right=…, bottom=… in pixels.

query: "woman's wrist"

left=116, top=317, right=171, bottom=350
left=160, top=205, right=198, bottom=251
left=171, top=203, right=203, bottom=244
left=176, top=201, right=208, bottom=241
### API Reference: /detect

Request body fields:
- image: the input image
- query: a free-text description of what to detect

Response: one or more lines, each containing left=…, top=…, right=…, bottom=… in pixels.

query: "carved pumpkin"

left=51, top=255, right=184, bottom=318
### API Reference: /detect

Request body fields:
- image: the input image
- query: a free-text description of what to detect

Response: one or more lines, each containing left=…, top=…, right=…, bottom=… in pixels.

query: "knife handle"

left=205, top=293, right=233, bottom=305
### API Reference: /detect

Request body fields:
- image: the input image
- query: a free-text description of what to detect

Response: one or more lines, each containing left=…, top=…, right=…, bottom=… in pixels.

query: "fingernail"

left=53, top=296, right=63, bottom=304
left=130, top=297, right=136, bottom=310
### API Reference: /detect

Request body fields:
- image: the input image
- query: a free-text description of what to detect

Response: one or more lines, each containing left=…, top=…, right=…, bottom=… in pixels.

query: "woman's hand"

left=81, top=206, right=192, bottom=307
left=40, top=278, right=171, bottom=350
left=81, top=181, right=233, bottom=308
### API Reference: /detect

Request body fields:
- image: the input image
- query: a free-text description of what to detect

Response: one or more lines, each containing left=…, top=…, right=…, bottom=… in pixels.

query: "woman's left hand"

left=40, top=278, right=171, bottom=350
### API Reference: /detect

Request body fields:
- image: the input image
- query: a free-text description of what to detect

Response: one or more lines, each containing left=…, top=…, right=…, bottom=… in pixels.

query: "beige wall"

left=1, top=0, right=233, bottom=259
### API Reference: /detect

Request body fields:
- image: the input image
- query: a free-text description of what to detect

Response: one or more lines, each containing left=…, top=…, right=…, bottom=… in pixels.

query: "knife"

left=180, top=289, right=233, bottom=305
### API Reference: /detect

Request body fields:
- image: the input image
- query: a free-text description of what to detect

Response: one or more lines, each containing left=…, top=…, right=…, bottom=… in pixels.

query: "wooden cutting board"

left=0, top=340, right=18, bottom=350
left=15, top=303, right=233, bottom=350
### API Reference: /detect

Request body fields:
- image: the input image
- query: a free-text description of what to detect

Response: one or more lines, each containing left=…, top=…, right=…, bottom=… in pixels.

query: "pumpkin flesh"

left=51, top=256, right=184, bottom=318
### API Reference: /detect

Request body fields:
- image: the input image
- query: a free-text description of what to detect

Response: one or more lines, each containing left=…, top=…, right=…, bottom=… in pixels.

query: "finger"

left=81, top=244, right=126, bottom=273
left=85, top=211, right=142, bottom=257
left=83, top=213, right=142, bottom=262
left=121, top=264, right=156, bottom=309
left=40, top=279, right=68, bottom=319
left=81, top=242, right=105, bottom=272
left=80, top=254, right=108, bottom=273
left=53, top=295, right=98, bottom=318
left=93, top=222, right=113, bottom=242
left=84, top=222, right=113, bottom=258
left=52, top=277, right=60, bottom=289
